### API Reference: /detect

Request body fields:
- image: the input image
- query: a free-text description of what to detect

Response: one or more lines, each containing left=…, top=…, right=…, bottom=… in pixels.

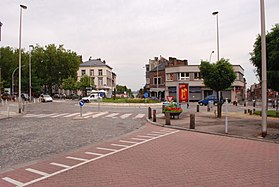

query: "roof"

left=80, top=58, right=112, bottom=69
left=150, top=62, right=167, bottom=72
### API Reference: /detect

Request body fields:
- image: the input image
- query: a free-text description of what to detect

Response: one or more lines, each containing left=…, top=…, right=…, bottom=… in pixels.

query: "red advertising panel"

left=178, top=83, right=189, bottom=103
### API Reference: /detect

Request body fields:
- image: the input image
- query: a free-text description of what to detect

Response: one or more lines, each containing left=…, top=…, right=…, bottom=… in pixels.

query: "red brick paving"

left=1, top=124, right=279, bottom=187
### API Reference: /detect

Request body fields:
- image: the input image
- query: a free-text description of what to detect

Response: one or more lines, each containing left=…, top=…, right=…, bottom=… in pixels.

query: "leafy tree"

left=77, top=75, right=91, bottom=95
left=199, top=58, right=236, bottom=118
left=62, top=77, right=78, bottom=91
left=250, top=24, right=279, bottom=92
left=116, top=84, right=132, bottom=97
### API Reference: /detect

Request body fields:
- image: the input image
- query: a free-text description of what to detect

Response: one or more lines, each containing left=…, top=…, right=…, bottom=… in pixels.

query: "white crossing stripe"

left=92, top=112, right=109, bottom=118
left=63, top=113, right=79, bottom=117
left=50, top=162, right=70, bottom=168
left=23, top=114, right=38, bottom=117
left=131, top=137, right=148, bottom=141
left=111, top=143, right=128, bottom=148
left=137, top=135, right=155, bottom=139
left=50, top=113, right=70, bottom=118
left=160, top=129, right=176, bottom=132
left=146, top=133, right=160, bottom=136
left=26, top=168, right=49, bottom=176
left=85, top=152, right=104, bottom=156
left=133, top=114, right=145, bottom=119
left=151, top=131, right=167, bottom=134
left=120, top=113, right=132, bottom=119
left=82, top=112, right=95, bottom=116
left=105, top=113, right=119, bottom=118
left=37, top=113, right=58, bottom=118
left=66, top=156, right=88, bottom=161
left=119, top=140, right=138, bottom=144
left=2, top=177, right=24, bottom=186
left=96, top=147, right=117, bottom=152
left=157, top=113, right=165, bottom=117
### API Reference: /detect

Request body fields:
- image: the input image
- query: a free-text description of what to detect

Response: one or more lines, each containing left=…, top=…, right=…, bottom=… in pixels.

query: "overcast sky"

left=0, top=0, right=278, bottom=91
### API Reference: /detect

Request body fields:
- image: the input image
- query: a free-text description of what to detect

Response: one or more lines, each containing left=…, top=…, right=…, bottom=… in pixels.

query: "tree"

left=250, top=24, right=279, bottom=92
left=77, top=75, right=91, bottom=96
left=62, top=77, right=77, bottom=91
left=116, top=84, right=132, bottom=97
left=199, top=58, right=236, bottom=118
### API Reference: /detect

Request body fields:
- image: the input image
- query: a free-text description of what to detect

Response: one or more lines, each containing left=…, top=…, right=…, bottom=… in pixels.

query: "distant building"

left=77, top=58, right=116, bottom=97
left=248, top=83, right=278, bottom=101
left=145, top=56, right=246, bottom=102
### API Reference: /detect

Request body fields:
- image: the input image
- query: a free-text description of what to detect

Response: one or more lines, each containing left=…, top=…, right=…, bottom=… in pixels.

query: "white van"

left=81, top=93, right=102, bottom=103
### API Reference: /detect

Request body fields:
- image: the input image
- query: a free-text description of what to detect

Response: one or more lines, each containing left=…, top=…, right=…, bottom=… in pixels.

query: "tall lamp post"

left=29, top=45, right=33, bottom=102
left=212, top=11, right=220, bottom=62
left=260, top=0, right=267, bottom=137
left=18, top=4, right=27, bottom=113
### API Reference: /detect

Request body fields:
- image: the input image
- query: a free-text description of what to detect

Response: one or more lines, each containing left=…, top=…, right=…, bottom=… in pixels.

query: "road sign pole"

left=80, top=106, right=82, bottom=117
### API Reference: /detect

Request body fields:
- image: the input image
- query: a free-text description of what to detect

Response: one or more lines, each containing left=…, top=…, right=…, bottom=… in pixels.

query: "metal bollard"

left=197, top=105, right=199, bottom=112
left=244, top=109, right=247, bottom=114
left=190, top=114, right=195, bottom=129
left=148, top=107, right=152, bottom=119
left=153, top=109, right=156, bottom=122
left=165, top=112, right=171, bottom=125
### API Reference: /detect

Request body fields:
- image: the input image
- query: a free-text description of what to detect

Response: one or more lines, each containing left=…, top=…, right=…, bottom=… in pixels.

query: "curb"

left=146, top=117, right=279, bottom=144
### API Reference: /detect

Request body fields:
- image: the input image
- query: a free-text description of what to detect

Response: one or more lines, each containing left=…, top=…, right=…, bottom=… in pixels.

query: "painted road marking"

left=82, top=112, right=95, bottom=116
left=151, top=131, right=167, bottom=134
left=137, top=135, right=156, bottom=139
left=160, top=129, right=176, bottom=133
left=26, top=168, right=49, bottom=176
left=157, top=113, right=165, bottom=117
left=133, top=114, right=145, bottom=119
left=66, top=156, right=88, bottom=162
left=85, top=152, right=104, bottom=156
left=97, top=147, right=117, bottom=152
left=131, top=137, right=148, bottom=141
left=50, top=162, right=70, bottom=168
left=119, top=140, right=138, bottom=144
left=111, top=143, right=128, bottom=148
left=50, top=113, right=70, bottom=118
left=2, top=177, right=24, bottom=186
left=120, top=113, right=132, bottom=119
left=2, top=129, right=179, bottom=187
left=146, top=133, right=161, bottom=136
left=105, top=113, right=119, bottom=118
left=92, top=112, right=109, bottom=118
left=63, top=113, right=79, bottom=117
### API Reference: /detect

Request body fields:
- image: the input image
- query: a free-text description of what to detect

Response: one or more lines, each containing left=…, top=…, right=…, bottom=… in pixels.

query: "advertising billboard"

left=178, top=83, right=189, bottom=103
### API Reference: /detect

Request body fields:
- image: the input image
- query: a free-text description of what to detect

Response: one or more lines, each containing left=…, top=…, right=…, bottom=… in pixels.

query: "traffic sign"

left=79, top=100, right=85, bottom=107
left=144, top=92, right=148, bottom=98
left=167, top=96, right=174, bottom=102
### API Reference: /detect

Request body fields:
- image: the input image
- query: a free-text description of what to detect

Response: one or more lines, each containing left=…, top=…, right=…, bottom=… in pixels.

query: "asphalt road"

left=0, top=100, right=149, bottom=173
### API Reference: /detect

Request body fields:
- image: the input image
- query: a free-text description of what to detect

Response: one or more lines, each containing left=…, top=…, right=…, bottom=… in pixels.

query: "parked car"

left=53, top=93, right=66, bottom=99
left=21, top=93, right=29, bottom=101
left=198, top=95, right=221, bottom=106
left=40, top=94, right=53, bottom=102
left=81, top=93, right=102, bottom=103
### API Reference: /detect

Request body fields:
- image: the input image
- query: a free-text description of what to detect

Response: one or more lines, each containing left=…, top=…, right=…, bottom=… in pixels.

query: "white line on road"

left=146, top=133, right=161, bottom=136
left=151, top=131, right=167, bottom=134
left=131, top=137, right=149, bottom=141
left=119, top=140, right=138, bottom=144
left=96, top=147, right=117, bottom=152
left=50, top=113, right=70, bottom=118
left=92, top=112, right=109, bottom=118
left=111, top=143, right=128, bottom=148
left=25, top=168, right=49, bottom=176
left=2, top=177, right=24, bottom=186
left=133, top=114, right=145, bottom=119
left=120, top=113, right=132, bottom=119
left=137, top=135, right=155, bottom=139
left=66, top=156, right=88, bottom=162
left=105, top=113, right=119, bottom=118
left=50, top=162, right=70, bottom=168
left=63, top=113, right=79, bottom=117
left=85, top=152, right=104, bottom=156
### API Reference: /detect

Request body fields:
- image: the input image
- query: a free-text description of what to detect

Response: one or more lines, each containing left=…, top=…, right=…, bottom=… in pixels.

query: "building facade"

left=77, top=58, right=116, bottom=97
left=145, top=56, right=246, bottom=103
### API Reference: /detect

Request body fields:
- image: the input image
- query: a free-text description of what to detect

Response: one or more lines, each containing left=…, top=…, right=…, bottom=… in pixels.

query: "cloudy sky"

left=0, top=0, right=278, bottom=91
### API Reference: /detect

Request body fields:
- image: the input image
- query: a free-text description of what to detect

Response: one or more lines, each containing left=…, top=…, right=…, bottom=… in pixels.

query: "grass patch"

left=254, top=110, right=279, bottom=118
left=102, top=98, right=161, bottom=103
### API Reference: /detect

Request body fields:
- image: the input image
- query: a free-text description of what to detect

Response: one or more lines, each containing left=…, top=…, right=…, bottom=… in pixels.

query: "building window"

left=194, top=72, right=200, bottom=79
left=90, top=69, right=94, bottom=76
left=98, top=77, right=103, bottom=86
left=153, top=77, right=162, bottom=85
left=98, top=69, right=103, bottom=76
left=166, top=73, right=175, bottom=81
left=179, top=72, right=189, bottom=80
left=81, top=70, right=86, bottom=76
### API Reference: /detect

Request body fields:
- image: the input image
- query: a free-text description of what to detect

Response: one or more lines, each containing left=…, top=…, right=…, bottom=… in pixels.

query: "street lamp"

left=212, top=11, right=220, bottom=61
left=18, top=4, right=27, bottom=113
left=209, top=51, right=214, bottom=62
left=29, top=45, right=33, bottom=102
left=12, top=65, right=26, bottom=96
left=260, top=0, right=267, bottom=137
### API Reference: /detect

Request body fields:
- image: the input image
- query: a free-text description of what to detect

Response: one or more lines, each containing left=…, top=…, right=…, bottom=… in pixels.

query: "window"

left=153, top=77, right=162, bottom=85
left=194, top=72, right=200, bottom=79
left=98, top=77, right=103, bottom=86
left=90, top=69, right=94, bottom=76
left=179, top=72, right=189, bottom=80
left=98, top=69, right=103, bottom=76
left=81, top=70, right=86, bottom=76
left=166, top=73, right=175, bottom=81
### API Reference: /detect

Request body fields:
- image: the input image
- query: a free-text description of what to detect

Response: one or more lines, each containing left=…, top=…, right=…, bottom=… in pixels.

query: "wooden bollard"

left=190, top=114, right=195, bottom=129
left=197, top=105, right=199, bottom=112
left=249, top=110, right=253, bottom=115
left=165, top=112, right=171, bottom=125
left=244, top=109, right=247, bottom=114
left=148, top=107, right=152, bottom=119
left=153, top=109, right=156, bottom=122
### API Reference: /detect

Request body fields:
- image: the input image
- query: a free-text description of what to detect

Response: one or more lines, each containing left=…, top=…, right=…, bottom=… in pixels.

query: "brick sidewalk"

left=1, top=124, right=279, bottom=186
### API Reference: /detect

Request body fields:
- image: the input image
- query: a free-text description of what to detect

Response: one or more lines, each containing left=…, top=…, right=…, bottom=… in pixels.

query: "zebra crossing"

left=23, top=111, right=148, bottom=120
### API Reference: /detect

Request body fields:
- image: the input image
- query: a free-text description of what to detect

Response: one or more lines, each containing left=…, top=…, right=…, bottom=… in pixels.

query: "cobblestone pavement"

left=1, top=123, right=279, bottom=187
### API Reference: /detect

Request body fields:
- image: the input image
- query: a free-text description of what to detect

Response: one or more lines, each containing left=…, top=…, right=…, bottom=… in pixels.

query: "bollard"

left=244, top=109, right=247, bottom=114
left=253, top=109, right=255, bottom=113
left=249, top=110, right=253, bottom=115
left=148, top=107, right=152, bottom=119
left=197, top=105, right=199, bottom=112
left=244, top=102, right=246, bottom=107
left=165, top=112, right=171, bottom=125
left=190, top=114, right=195, bottom=129
left=207, top=105, right=210, bottom=112
left=153, top=109, right=156, bottom=122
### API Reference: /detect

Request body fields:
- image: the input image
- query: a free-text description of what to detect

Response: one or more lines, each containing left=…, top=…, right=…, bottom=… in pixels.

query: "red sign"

left=178, top=83, right=189, bottom=103
left=167, top=96, right=174, bottom=102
